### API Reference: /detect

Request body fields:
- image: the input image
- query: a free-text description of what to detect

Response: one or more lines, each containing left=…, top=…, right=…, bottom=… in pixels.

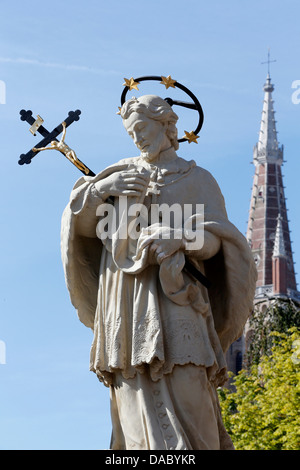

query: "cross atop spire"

left=261, top=48, right=276, bottom=76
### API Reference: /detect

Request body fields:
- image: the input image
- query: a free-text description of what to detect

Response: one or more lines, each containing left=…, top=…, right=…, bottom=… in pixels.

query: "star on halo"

left=123, top=77, right=140, bottom=91
left=160, top=75, right=177, bottom=89
left=183, top=130, right=199, bottom=144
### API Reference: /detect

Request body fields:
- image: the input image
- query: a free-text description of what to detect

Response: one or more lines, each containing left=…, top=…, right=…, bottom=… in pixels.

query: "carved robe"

left=61, top=153, right=257, bottom=450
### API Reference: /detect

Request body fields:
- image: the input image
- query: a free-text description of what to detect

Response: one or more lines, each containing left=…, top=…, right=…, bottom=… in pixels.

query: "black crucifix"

left=18, top=109, right=95, bottom=176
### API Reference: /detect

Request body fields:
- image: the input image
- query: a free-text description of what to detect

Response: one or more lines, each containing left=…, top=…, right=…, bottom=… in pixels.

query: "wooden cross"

left=18, top=109, right=95, bottom=176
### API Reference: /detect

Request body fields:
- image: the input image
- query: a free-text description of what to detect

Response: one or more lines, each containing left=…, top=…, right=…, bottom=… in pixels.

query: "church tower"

left=226, top=71, right=300, bottom=377
left=246, top=72, right=300, bottom=306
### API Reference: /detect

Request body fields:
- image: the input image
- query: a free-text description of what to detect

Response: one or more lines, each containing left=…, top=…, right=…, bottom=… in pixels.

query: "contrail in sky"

left=0, top=56, right=118, bottom=75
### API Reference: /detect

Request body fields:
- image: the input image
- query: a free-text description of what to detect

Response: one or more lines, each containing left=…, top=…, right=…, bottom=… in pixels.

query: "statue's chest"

left=144, top=170, right=199, bottom=207
left=142, top=171, right=200, bottom=228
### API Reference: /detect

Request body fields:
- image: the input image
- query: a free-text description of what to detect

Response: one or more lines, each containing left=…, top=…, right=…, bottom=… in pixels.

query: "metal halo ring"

left=120, top=75, right=204, bottom=143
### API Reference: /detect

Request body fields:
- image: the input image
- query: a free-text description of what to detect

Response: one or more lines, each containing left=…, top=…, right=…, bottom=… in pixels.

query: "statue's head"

left=121, top=95, right=179, bottom=161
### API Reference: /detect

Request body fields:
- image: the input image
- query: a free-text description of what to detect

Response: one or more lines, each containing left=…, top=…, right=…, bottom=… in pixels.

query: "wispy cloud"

left=0, top=56, right=119, bottom=75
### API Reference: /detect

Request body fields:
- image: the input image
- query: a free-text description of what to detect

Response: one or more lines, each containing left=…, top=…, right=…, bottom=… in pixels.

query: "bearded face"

left=123, top=111, right=170, bottom=161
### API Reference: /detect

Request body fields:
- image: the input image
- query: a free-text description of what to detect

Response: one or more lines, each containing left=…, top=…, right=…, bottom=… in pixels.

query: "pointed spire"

left=273, top=214, right=286, bottom=258
left=257, top=73, right=278, bottom=153
left=254, top=73, right=283, bottom=165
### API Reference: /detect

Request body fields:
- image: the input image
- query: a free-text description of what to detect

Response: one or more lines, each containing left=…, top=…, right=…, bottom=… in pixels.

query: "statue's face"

left=123, top=111, right=169, bottom=161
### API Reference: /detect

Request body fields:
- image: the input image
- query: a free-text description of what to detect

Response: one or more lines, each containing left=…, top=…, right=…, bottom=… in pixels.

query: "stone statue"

left=61, top=94, right=257, bottom=450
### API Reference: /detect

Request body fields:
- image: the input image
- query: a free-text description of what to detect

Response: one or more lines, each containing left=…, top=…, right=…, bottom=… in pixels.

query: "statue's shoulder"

left=114, top=156, right=140, bottom=166
left=179, top=157, right=218, bottom=186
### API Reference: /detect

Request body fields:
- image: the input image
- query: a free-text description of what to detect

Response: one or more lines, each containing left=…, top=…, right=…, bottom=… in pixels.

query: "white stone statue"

left=61, top=95, right=257, bottom=450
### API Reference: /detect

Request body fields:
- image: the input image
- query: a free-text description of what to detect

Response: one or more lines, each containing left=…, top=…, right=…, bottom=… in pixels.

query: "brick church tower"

left=246, top=72, right=300, bottom=306
left=226, top=71, right=300, bottom=376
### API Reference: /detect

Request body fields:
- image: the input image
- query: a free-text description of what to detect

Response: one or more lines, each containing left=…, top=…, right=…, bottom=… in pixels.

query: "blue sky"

left=0, top=0, right=299, bottom=450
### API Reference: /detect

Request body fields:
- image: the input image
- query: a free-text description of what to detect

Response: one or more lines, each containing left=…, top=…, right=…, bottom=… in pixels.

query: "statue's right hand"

left=94, top=169, right=150, bottom=198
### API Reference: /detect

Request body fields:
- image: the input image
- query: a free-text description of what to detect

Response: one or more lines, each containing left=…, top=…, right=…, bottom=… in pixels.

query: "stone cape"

left=61, top=154, right=257, bottom=388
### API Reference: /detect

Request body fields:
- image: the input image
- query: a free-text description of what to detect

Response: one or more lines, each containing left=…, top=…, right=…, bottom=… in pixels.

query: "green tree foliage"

left=219, top=328, right=300, bottom=450
left=245, top=300, right=300, bottom=367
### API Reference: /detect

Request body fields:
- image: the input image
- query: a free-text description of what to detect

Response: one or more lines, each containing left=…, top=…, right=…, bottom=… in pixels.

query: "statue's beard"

left=141, top=149, right=157, bottom=162
left=138, top=132, right=172, bottom=162
left=140, top=140, right=165, bottom=162
left=141, top=144, right=175, bottom=162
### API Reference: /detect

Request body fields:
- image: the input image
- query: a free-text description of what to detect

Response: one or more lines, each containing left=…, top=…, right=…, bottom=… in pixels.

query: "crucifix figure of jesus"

left=32, top=121, right=89, bottom=174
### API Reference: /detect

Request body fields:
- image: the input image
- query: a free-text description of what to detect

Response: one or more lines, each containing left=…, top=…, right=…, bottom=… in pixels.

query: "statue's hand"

left=140, top=235, right=184, bottom=265
left=94, top=169, right=150, bottom=199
